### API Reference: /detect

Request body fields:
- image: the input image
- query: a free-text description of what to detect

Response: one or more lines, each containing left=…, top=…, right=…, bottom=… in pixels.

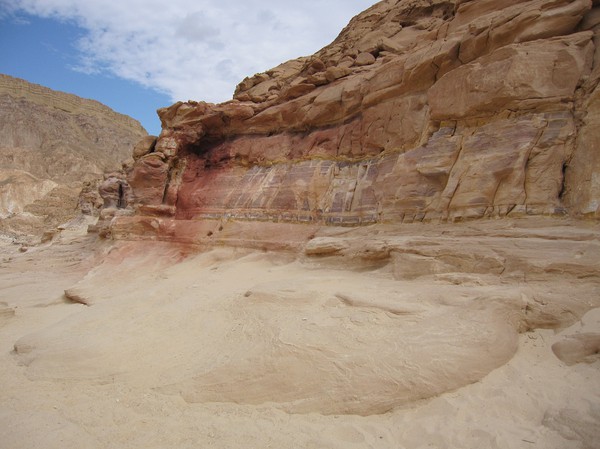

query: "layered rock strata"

left=110, top=0, right=600, bottom=241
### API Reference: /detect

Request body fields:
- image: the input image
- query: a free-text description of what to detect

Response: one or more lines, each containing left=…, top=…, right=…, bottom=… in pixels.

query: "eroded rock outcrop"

left=111, top=0, right=600, bottom=242
left=0, top=74, right=147, bottom=237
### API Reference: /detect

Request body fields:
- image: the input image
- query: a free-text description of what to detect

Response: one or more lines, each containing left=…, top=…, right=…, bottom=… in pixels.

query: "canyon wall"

left=0, top=74, right=147, bottom=236
left=110, top=0, right=600, bottom=242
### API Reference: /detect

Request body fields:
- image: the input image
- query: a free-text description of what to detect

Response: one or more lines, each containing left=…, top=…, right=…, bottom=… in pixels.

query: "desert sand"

left=0, top=217, right=599, bottom=449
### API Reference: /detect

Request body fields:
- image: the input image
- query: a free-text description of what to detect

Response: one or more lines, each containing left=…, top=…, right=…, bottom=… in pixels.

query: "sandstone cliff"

left=2, top=3, right=600, bottom=444
left=0, top=74, right=147, bottom=237
left=109, top=0, right=600, bottom=242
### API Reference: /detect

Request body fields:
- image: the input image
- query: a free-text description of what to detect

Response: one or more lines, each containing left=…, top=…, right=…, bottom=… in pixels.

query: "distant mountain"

left=0, top=74, right=147, bottom=238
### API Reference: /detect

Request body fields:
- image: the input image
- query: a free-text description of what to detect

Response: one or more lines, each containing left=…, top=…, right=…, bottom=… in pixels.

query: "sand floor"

left=0, top=219, right=599, bottom=448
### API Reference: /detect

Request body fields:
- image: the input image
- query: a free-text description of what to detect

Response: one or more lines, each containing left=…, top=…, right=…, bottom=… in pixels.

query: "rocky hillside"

left=0, top=74, right=147, bottom=237
left=105, top=0, right=600, bottom=243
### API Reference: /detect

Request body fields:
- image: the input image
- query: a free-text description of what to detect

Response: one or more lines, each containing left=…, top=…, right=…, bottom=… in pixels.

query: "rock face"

left=0, top=74, right=147, bottom=236
left=0, top=170, right=57, bottom=219
left=110, top=0, right=600, bottom=242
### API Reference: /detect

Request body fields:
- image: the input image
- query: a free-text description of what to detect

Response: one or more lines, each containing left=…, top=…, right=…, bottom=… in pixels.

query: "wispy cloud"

left=3, top=0, right=375, bottom=103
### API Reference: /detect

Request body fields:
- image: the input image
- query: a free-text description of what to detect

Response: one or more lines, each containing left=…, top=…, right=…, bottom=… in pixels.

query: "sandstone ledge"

left=108, top=215, right=600, bottom=283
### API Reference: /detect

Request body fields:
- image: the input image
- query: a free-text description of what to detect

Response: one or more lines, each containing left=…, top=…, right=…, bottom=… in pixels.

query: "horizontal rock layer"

left=0, top=74, right=145, bottom=133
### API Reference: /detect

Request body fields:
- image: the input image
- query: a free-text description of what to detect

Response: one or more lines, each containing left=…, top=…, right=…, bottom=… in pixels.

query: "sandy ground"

left=0, top=218, right=599, bottom=449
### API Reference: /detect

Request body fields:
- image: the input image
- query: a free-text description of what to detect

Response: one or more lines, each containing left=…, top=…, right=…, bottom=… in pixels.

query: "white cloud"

left=6, top=0, right=376, bottom=103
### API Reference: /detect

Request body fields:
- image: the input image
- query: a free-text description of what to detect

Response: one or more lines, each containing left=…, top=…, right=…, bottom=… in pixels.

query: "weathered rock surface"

left=0, top=170, right=57, bottom=219
left=6, top=218, right=600, bottom=422
left=0, top=74, right=147, bottom=238
left=108, top=0, right=600, bottom=242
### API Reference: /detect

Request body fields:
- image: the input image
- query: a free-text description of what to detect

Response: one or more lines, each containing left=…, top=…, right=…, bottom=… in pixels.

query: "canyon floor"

left=0, top=217, right=599, bottom=449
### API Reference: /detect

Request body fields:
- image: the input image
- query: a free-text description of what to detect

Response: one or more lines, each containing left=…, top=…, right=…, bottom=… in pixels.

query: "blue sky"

left=0, top=14, right=170, bottom=134
left=0, top=1, right=375, bottom=136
